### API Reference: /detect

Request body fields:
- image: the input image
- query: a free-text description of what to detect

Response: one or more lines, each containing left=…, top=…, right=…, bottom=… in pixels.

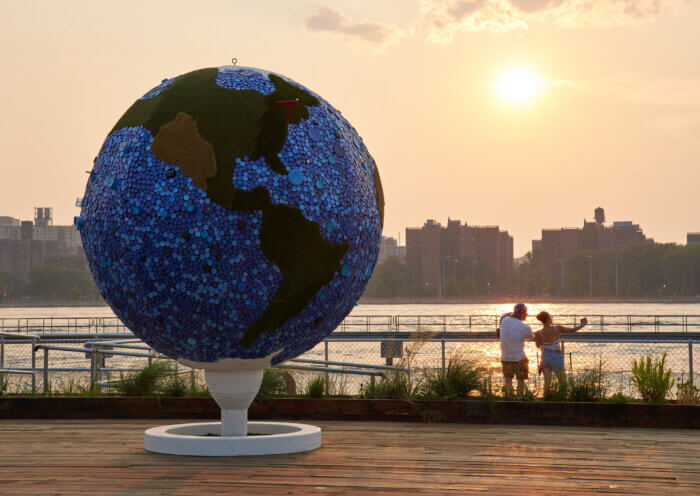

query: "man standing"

left=499, top=303, right=533, bottom=396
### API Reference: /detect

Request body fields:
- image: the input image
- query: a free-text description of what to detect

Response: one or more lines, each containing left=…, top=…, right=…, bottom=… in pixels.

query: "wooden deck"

left=0, top=420, right=697, bottom=495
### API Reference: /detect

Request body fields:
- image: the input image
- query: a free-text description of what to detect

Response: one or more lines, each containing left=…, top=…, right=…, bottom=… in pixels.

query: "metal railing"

left=0, top=331, right=696, bottom=397
left=2, top=314, right=699, bottom=335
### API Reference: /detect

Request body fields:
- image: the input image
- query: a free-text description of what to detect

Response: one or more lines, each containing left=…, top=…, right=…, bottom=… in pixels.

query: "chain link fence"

left=1, top=333, right=696, bottom=399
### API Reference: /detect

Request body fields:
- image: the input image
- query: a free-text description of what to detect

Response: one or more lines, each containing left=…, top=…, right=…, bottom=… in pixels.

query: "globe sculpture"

left=78, top=65, right=384, bottom=455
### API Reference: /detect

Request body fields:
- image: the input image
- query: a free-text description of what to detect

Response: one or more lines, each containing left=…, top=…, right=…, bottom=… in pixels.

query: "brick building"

left=0, top=209, right=85, bottom=285
left=533, top=208, right=651, bottom=278
left=406, top=219, right=513, bottom=295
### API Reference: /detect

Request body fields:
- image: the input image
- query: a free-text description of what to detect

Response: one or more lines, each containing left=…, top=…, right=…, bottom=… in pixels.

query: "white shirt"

left=499, top=315, right=533, bottom=361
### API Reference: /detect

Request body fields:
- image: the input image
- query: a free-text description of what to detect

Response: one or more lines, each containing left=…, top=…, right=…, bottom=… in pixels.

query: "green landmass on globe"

left=109, top=68, right=384, bottom=346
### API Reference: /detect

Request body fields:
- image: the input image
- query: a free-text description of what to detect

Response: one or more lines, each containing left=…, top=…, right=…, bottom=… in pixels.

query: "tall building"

left=406, top=218, right=513, bottom=295
left=533, top=208, right=651, bottom=278
left=0, top=217, right=20, bottom=240
left=688, top=233, right=700, bottom=246
left=377, top=236, right=406, bottom=263
left=0, top=208, right=86, bottom=285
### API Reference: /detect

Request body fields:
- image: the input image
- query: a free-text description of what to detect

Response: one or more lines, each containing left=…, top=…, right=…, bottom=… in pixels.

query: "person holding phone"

left=534, top=312, right=588, bottom=396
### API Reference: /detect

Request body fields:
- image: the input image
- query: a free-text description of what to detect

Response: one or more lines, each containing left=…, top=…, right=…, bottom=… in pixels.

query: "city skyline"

left=2, top=1, right=699, bottom=256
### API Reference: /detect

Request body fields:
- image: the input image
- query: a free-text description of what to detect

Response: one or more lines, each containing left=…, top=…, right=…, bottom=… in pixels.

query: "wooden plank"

left=0, top=420, right=697, bottom=495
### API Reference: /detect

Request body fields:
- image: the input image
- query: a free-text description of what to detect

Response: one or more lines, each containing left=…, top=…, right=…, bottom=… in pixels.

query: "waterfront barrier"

left=2, top=314, right=700, bottom=335
left=0, top=331, right=697, bottom=398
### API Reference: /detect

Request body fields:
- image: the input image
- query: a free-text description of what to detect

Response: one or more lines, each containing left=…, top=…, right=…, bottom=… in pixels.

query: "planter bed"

left=0, top=397, right=696, bottom=429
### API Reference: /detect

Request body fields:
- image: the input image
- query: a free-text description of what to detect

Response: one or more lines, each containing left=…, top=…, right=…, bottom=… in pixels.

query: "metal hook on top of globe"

left=231, top=58, right=238, bottom=66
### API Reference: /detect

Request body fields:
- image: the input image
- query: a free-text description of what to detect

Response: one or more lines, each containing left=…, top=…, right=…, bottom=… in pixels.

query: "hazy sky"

left=1, top=0, right=699, bottom=255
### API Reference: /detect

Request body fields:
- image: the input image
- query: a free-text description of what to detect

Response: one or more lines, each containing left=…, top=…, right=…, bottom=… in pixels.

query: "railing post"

left=0, top=335, right=4, bottom=369
left=441, top=337, right=446, bottom=370
left=31, top=338, right=37, bottom=393
left=469, top=315, right=472, bottom=332
left=43, top=349, right=49, bottom=394
left=689, top=340, right=694, bottom=387
left=90, top=348, right=97, bottom=386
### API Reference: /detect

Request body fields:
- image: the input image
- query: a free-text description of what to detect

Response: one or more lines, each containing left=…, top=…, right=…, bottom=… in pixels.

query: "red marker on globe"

left=277, top=99, right=298, bottom=125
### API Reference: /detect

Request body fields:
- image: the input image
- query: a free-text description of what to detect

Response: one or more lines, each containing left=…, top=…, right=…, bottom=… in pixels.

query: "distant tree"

left=364, top=256, right=411, bottom=298
left=28, top=264, right=102, bottom=301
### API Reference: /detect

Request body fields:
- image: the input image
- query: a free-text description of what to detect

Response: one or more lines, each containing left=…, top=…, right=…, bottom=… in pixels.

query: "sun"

left=494, top=67, right=543, bottom=104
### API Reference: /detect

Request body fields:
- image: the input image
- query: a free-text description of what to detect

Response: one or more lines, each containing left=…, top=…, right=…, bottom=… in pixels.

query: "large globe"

left=79, top=66, right=384, bottom=366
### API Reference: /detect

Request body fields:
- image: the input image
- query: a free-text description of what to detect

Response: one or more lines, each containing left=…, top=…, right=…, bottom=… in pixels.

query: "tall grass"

left=304, top=375, right=326, bottom=398
left=419, top=356, right=485, bottom=400
left=543, top=364, right=606, bottom=402
left=631, top=353, right=673, bottom=403
left=54, top=379, right=102, bottom=397
left=112, top=361, right=172, bottom=397
left=257, top=368, right=291, bottom=399
left=675, top=377, right=699, bottom=405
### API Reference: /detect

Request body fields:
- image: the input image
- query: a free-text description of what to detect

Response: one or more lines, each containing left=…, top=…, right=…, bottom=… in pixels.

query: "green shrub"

left=543, top=379, right=568, bottom=402
left=112, top=361, right=172, bottom=396
left=608, top=392, right=632, bottom=404
left=161, top=373, right=189, bottom=397
left=631, top=354, right=673, bottom=403
left=361, top=368, right=420, bottom=400
left=0, top=373, right=8, bottom=396
left=419, top=356, right=484, bottom=400
left=304, top=375, right=326, bottom=398
left=567, top=368, right=606, bottom=402
left=676, top=378, right=699, bottom=405
left=257, top=368, right=290, bottom=399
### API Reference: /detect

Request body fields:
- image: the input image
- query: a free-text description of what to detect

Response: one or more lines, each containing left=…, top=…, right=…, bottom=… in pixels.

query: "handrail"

left=289, top=358, right=407, bottom=372
left=0, top=331, right=41, bottom=340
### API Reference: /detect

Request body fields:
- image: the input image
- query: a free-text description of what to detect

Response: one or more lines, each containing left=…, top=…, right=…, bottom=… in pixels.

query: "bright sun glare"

left=494, top=68, right=543, bottom=103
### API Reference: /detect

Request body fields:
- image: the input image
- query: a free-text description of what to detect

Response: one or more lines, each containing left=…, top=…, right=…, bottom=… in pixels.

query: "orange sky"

left=1, top=1, right=698, bottom=255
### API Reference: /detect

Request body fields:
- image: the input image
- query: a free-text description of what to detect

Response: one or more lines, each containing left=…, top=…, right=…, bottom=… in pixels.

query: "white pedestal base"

left=144, top=421, right=321, bottom=456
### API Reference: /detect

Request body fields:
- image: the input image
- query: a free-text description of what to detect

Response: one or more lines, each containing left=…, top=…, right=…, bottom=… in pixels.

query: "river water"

left=2, top=302, right=700, bottom=319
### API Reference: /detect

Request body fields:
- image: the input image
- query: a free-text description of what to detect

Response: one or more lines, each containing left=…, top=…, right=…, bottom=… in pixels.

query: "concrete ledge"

left=0, top=397, right=697, bottom=428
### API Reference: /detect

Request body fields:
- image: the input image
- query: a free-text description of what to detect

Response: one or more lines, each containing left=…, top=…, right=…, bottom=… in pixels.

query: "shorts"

left=501, top=358, right=529, bottom=381
left=538, top=348, right=565, bottom=373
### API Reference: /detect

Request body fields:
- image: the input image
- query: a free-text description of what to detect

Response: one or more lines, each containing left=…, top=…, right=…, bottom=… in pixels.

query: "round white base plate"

left=144, top=421, right=321, bottom=456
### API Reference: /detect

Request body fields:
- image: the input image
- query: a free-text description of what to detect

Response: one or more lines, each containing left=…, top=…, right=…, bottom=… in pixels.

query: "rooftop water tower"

left=594, top=207, right=605, bottom=226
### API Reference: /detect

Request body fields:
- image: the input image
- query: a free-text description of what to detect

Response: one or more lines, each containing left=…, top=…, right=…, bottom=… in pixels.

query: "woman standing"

left=535, top=311, right=587, bottom=396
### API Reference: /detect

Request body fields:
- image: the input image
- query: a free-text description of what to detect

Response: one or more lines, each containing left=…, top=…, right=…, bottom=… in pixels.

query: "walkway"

left=0, top=420, right=697, bottom=495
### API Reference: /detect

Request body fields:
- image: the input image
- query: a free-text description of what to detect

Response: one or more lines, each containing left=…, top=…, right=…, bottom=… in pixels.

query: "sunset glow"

left=494, top=67, right=543, bottom=103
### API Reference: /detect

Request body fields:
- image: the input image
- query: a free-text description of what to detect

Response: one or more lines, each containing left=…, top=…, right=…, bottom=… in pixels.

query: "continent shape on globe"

left=79, top=66, right=383, bottom=365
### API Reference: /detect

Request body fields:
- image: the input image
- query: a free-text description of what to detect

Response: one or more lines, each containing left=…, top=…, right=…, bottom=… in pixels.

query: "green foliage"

left=0, top=373, right=8, bottom=396
left=543, top=366, right=606, bottom=402
left=28, top=264, right=101, bottom=301
left=112, top=361, right=172, bottom=397
left=304, top=375, right=327, bottom=398
left=161, top=373, right=189, bottom=397
left=419, top=356, right=485, bottom=400
left=360, top=369, right=418, bottom=400
left=54, top=379, right=102, bottom=397
left=364, top=256, right=411, bottom=298
left=521, top=243, right=700, bottom=298
left=675, top=378, right=699, bottom=405
left=543, top=380, right=568, bottom=402
left=567, top=368, right=606, bottom=402
left=257, top=368, right=289, bottom=399
left=608, top=392, right=633, bottom=404
left=631, top=354, right=673, bottom=403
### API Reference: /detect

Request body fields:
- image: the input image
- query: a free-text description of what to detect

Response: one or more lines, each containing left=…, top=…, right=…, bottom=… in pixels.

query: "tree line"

left=364, top=243, right=700, bottom=298
left=0, top=264, right=103, bottom=302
